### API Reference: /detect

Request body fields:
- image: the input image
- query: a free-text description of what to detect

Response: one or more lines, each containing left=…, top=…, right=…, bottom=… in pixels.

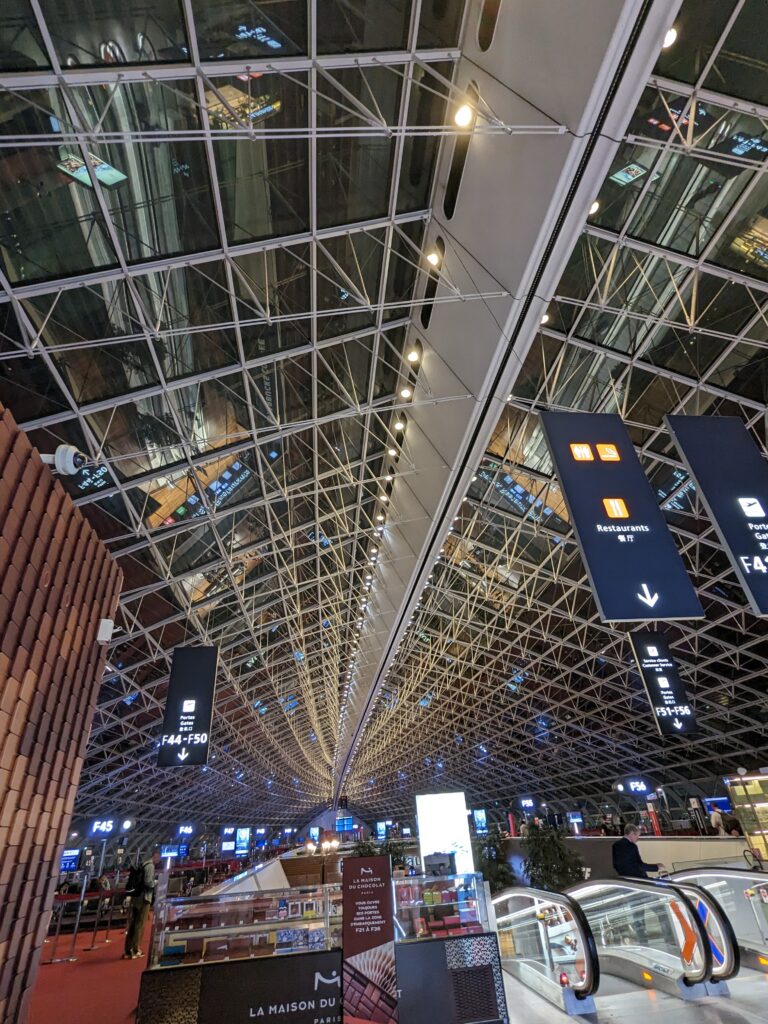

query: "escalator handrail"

left=652, top=876, right=740, bottom=981
left=567, top=876, right=713, bottom=986
left=492, top=884, right=600, bottom=997
left=671, top=866, right=766, bottom=881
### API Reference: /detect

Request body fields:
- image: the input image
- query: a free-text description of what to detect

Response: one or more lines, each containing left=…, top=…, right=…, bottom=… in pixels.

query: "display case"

left=392, top=873, right=488, bottom=941
left=148, top=883, right=342, bottom=968
left=727, top=774, right=768, bottom=858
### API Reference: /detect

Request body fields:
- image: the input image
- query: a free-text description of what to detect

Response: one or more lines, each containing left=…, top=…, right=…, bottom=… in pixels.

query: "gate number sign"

left=158, top=646, right=218, bottom=767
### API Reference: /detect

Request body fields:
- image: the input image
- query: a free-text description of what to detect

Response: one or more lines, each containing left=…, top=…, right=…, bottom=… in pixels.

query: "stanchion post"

left=43, top=896, right=65, bottom=964
left=66, top=874, right=89, bottom=961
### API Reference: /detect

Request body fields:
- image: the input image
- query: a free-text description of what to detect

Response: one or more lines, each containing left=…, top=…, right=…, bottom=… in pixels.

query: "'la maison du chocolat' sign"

left=198, top=952, right=342, bottom=1024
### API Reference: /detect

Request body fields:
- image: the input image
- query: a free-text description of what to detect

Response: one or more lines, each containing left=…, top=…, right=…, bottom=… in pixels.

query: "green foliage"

left=351, top=837, right=378, bottom=858
left=521, top=824, right=585, bottom=891
left=473, top=827, right=516, bottom=894
left=381, top=837, right=407, bottom=866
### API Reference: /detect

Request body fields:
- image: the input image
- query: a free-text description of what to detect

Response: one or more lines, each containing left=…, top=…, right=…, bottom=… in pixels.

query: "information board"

left=157, top=646, right=218, bottom=767
left=540, top=411, right=703, bottom=622
left=667, top=415, right=768, bottom=616
left=629, top=630, right=698, bottom=737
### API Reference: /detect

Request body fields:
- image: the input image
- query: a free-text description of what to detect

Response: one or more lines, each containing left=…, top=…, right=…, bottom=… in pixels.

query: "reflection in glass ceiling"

left=0, top=0, right=481, bottom=825
left=3, top=0, right=768, bottom=831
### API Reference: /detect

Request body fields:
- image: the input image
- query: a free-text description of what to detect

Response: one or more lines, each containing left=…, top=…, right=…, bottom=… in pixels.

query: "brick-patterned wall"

left=0, top=405, right=122, bottom=1024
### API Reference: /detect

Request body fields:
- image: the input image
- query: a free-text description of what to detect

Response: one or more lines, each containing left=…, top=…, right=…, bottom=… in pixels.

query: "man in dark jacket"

left=612, top=825, right=669, bottom=946
left=612, top=825, right=665, bottom=878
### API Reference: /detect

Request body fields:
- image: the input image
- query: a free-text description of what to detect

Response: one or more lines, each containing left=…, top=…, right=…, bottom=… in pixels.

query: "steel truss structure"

left=2, top=0, right=768, bottom=833
left=342, top=2, right=768, bottom=823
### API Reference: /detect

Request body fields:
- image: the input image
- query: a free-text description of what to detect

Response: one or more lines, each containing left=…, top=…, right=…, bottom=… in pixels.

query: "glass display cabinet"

left=148, top=884, right=342, bottom=968
left=727, top=773, right=768, bottom=858
left=392, top=872, right=488, bottom=941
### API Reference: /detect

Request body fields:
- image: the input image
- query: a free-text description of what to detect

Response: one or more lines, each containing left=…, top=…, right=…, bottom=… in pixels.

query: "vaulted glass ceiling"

left=3, top=0, right=768, bottom=831
left=0, top=0, right=469, bottom=824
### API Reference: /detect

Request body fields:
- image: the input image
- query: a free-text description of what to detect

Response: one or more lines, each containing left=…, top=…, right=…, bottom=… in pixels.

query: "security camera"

left=41, top=444, right=89, bottom=476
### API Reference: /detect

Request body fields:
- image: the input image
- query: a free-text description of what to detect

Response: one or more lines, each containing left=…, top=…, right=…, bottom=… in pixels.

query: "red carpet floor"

left=30, top=926, right=146, bottom=1024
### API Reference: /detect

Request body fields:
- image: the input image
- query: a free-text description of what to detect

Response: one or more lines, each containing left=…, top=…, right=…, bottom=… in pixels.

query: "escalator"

left=492, top=875, right=740, bottom=1015
left=492, top=886, right=600, bottom=1014
left=568, top=877, right=737, bottom=999
left=671, top=867, right=768, bottom=972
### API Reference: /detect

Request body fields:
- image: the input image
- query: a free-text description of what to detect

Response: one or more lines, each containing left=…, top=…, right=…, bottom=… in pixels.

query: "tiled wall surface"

left=0, top=405, right=122, bottom=1023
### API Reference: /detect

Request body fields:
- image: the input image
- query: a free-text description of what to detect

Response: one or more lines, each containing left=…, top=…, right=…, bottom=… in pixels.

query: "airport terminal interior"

left=2, top=0, right=768, bottom=1022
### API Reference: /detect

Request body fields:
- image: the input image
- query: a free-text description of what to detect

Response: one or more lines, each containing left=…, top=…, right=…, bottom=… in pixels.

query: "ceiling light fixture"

left=662, top=26, right=677, bottom=48
left=426, top=250, right=441, bottom=267
left=400, top=387, right=412, bottom=399
left=394, top=419, right=405, bottom=431
left=387, top=447, right=397, bottom=456
left=454, top=103, right=474, bottom=128
left=589, top=200, right=600, bottom=216
left=406, top=349, right=420, bottom=363
left=540, top=313, right=550, bottom=325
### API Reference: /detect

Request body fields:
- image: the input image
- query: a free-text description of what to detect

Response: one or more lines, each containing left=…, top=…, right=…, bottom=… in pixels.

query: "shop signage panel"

left=342, top=856, right=397, bottom=1024
left=629, top=631, right=698, bottom=737
left=666, top=415, right=768, bottom=616
left=198, top=950, right=342, bottom=1024
left=395, top=934, right=508, bottom=1024
left=157, top=646, right=218, bottom=766
left=540, top=411, right=703, bottom=622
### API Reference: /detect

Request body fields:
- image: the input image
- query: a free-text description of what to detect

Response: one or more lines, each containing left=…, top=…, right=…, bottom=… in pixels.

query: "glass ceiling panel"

left=317, top=230, right=384, bottom=338
left=214, top=135, right=309, bottom=243
left=652, top=0, right=738, bottom=85
left=702, top=0, right=768, bottom=107
left=316, top=0, right=410, bottom=54
left=316, top=65, right=401, bottom=227
left=417, top=0, right=464, bottom=48
left=709, top=177, right=768, bottom=283
left=190, top=0, right=307, bottom=59
left=234, top=244, right=312, bottom=358
left=0, top=0, right=49, bottom=69
left=0, top=144, right=118, bottom=283
left=36, top=0, right=188, bottom=67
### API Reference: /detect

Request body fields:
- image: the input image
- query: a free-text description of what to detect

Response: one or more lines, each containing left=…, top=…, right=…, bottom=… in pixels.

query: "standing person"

left=710, top=807, right=727, bottom=836
left=612, top=825, right=668, bottom=946
left=123, top=849, right=161, bottom=960
left=612, top=825, right=665, bottom=878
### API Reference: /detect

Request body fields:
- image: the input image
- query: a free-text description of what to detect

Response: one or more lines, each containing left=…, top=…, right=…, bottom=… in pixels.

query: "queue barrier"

left=42, top=885, right=130, bottom=963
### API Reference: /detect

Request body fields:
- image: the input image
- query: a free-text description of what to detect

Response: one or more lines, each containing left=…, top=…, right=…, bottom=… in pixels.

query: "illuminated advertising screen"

left=540, top=411, right=703, bottom=622
left=234, top=827, right=251, bottom=858
left=472, top=809, right=488, bottom=834
left=415, top=792, right=474, bottom=875
left=629, top=630, right=698, bottom=737
left=57, top=152, right=127, bottom=188
left=60, top=848, right=80, bottom=872
left=309, top=826, right=320, bottom=843
left=667, top=415, right=768, bottom=616
left=375, top=821, right=387, bottom=840
left=157, top=646, right=218, bottom=766
left=161, top=844, right=180, bottom=858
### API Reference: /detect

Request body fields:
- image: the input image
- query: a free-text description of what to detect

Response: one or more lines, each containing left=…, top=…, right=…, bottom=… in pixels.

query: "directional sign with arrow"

left=637, top=584, right=659, bottom=609
left=157, top=646, right=218, bottom=767
left=628, top=630, right=698, bottom=738
left=540, top=411, right=704, bottom=622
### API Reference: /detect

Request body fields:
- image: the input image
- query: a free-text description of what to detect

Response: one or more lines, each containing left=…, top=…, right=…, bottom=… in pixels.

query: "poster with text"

left=342, top=855, right=397, bottom=1024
